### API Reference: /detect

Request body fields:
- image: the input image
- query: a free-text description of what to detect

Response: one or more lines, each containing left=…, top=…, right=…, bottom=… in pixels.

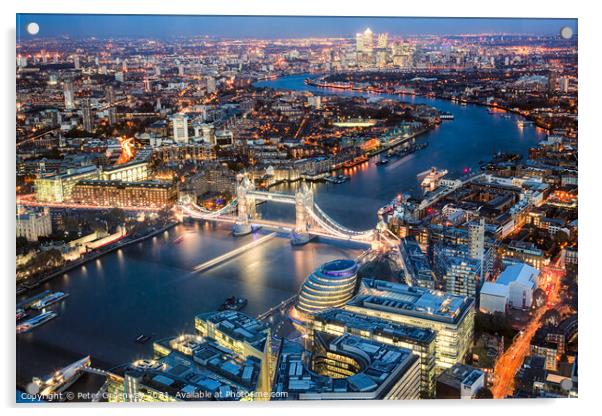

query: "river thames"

left=16, top=73, right=546, bottom=389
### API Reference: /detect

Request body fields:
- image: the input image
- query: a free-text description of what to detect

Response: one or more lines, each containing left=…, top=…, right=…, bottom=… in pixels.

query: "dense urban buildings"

left=15, top=14, right=577, bottom=403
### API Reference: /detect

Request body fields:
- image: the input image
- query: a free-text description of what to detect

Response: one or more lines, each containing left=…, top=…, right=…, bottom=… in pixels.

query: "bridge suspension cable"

left=305, top=204, right=373, bottom=241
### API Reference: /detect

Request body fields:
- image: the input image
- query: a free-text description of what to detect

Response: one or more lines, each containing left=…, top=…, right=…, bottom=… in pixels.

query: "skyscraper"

left=468, top=218, right=485, bottom=280
left=355, top=32, right=364, bottom=53
left=108, top=107, right=117, bottom=125
left=63, top=79, right=74, bottom=110
left=73, top=55, right=80, bottom=70
left=16, top=55, right=27, bottom=68
left=377, top=33, right=388, bottom=49
left=468, top=218, right=485, bottom=262
left=548, top=70, right=557, bottom=93
left=81, top=98, right=92, bottom=132
left=105, top=85, right=114, bottom=104
left=143, top=76, right=151, bottom=93
left=559, top=77, right=570, bottom=93
left=362, top=28, right=373, bottom=54
left=206, top=76, right=216, bottom=94
left=355, top=28, right=374, bottom=55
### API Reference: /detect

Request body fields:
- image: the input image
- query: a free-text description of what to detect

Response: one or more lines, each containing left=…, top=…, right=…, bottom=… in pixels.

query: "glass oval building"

left=295, top=259, right=359, bottom=316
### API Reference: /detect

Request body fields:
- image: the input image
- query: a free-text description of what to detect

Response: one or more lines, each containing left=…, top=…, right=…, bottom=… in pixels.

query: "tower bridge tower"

left=233, top=173, right=256, bottom=236
left=291, top=182, right=314, bottom=245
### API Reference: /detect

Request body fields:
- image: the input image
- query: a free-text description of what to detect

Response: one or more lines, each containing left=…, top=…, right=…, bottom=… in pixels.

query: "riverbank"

left=306, top=75, right=552, bottom=133
left=16, top=221, right=179, bottom=296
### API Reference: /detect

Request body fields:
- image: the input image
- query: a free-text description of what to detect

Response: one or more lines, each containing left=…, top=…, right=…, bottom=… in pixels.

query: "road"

left=491, top=259, right=565, bottom=398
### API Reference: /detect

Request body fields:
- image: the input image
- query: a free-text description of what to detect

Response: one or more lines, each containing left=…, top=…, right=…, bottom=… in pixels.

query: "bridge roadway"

left=188, top=213, right=373, bottom=245
left=247, top=190, right=295, bottom=204
left=189, top=211, right=373, bottom=245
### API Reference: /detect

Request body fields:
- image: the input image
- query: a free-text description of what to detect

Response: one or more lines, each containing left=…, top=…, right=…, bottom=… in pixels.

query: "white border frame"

left=3, top=2, right=599, bottom=416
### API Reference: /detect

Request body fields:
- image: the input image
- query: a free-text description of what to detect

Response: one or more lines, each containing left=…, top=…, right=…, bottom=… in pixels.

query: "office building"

left=195, top=311, right=272, bottom=394
left=34, top=165, right=99, bottom=203
left=356, top=28, right=373, bottom=55
left=468, top=219, right=485, bottom=267
left=172, top=113, right=189, bottom=144
left=108, top=107, right=117, bottom=125
left=563, top=246, right=578, bottom=281
left=273, top=333, right=420, bottom=400
left=17, top=55, right=28, bottom=68
left=107, top=334, right=266, bottom=402
left=399, top=236, right=436, bottom=289
left=377, top=33, right=388, bottom=49
left=81, top=98, right=92, bottom=132
left=500, top=241, right=549, bottom=269
left=559, top=77, right=570, bottom=93
left=206, top=76, right=216, bottom=94
left=344, top=279, right=475, bottom=372
left=434, top=245, right=483, bottom=298
left=105, top=85, right=115, bottom=104
left=435, top=363, right=485, bottom=399
left=63, top=79, right=74, bottom=110
left=308, top=309, right=436, bottom=397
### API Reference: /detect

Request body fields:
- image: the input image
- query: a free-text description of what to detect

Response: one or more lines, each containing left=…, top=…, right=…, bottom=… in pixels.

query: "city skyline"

left=16, top=14, right=578, bottom=403
left=18, top=14, right=578, bottom=39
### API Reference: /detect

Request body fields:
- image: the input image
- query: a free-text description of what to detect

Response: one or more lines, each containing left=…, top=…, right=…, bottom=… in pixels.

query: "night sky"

left=17, top=14, right=577, bottom=40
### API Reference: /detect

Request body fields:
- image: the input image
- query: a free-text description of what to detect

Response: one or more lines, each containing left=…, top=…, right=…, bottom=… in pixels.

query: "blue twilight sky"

left=17, top=14, right=578, bottom=40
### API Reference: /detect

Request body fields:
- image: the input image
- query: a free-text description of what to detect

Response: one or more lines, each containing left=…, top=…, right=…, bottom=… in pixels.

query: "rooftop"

left=195, top=311, right=270, bottom=352
left=312, top=308, right=436, bottom=345
left=481, top=281, right=509, bottom=298
left=118, top=334, right=262, bottom=401
left=436, top=363, right=484, bottom=389
left=75, top=179, right=174, bottom=189
left=273, top=333, right=418, bottom=399
left=347, top=279, right=474, bottom=325
left=496, top=263, right=540, bottom=288
left=399, top=236, right=434, bottom=284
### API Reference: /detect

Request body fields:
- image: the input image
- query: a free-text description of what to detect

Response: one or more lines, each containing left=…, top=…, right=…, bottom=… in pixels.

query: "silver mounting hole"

left=560, top=26, right=573, bottom=40
left=26, top=22, right=40, bottom=35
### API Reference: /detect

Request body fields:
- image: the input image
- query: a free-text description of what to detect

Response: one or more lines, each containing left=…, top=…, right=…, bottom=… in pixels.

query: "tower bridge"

left=178, top=173, right=399, bottom=249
